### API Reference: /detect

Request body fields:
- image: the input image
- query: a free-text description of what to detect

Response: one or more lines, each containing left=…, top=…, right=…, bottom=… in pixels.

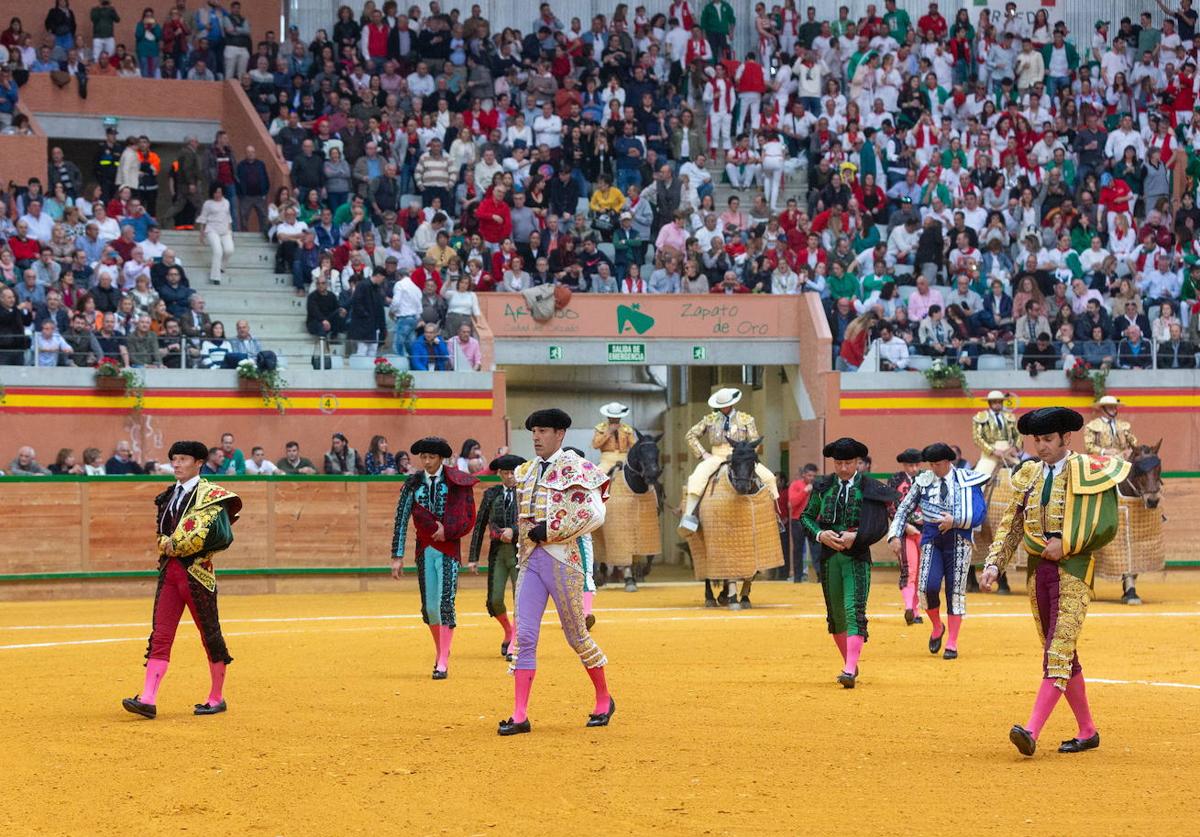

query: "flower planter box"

left=238, top=377, right=260, bottom=390
left=1068, top=377, right=1094, bottom=392
left=929, top=380, right=962, bottom=390
left=375, top=373, right=395, bottom=388
left=94, top=376, right=125, bottom=391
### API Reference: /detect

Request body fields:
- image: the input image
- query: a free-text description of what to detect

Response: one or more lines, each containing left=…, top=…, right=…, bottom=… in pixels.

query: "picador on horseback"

left=679, top=388, right=782, bottom=610
left=591, top=403, right=663, bottom=593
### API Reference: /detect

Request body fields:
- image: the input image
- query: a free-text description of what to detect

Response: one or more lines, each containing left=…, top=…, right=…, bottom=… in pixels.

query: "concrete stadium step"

left=215, top=311, right=308, bottom=335
left=198, top=287, right=306, bottom=314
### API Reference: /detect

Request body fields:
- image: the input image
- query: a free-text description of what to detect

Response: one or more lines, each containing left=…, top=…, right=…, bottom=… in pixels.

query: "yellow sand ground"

left=0, top=573, right=1197, bottom=836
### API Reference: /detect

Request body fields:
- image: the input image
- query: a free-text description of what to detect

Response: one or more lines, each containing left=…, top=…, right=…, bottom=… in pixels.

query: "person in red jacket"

left=917, top=2, right=947, bottom=40
left=477, top=183, right=513, bottom=246
left=734, top=52, right=768, bottom=137
left=391, top=436, right=479, bottom=680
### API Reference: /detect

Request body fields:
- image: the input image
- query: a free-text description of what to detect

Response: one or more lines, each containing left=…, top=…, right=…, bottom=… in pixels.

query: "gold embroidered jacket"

left=971, top=408, right=1021, bottom=456
left=514, top=450, right=610, bottom=573
left=1084, top=417, right=1137, bottom=456
left=591, top=422, right=636, bottom=453
left=157, top=481, right=242, bottom=592
left=686, top=410, right=758, bottom=459
left=986, top=454, right=1130, bottom=583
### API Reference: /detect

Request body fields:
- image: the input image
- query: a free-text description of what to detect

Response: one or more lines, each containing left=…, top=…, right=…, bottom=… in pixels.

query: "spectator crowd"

left=1, top=431, right=501, bottom=477
left=4, top=1, right=1200, bottom=375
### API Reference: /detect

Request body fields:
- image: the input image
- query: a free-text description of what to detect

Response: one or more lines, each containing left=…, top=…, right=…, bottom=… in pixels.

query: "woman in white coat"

left=116, top=138, right=141, bottom=194
left=196, top=183, right=235, bottom=285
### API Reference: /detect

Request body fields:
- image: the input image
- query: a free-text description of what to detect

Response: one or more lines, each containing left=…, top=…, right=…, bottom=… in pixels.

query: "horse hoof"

left=728, top=601, right=741, bottom=611
left=624, top=581, right=638, bottom=593
left=705, top=599, right=717, bottom=608
left=739, top=598, right=752, bottom=609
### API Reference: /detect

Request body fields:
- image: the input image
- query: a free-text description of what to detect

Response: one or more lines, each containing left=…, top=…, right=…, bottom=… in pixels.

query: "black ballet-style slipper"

left=943, top=648, right=958, bottom=660
left=498, top=717, right=532, bottom=736
left=193, top=700, right=227, bottom=716
left=1058, top=732, right=1100, bottom=753
left=836, top=671, right=856, bottom=689
left=122, top=696, right=156, bottom=719
left=431, top=669, right=448, bottom=680
left=1009, top=724, right=1037, bottom=757
left=500, top=641, right=510, bottom=658
left=586, top=698, right=616, bottom=727
left=929, top=627, right=945, bottom=655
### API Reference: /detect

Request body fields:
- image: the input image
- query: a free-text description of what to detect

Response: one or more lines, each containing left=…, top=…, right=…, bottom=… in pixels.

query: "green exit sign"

left=607, top=342, right=646, bottom=363
left=548, top=346, right=563, bottom=360
left=692, top=346, right=707, bottom=361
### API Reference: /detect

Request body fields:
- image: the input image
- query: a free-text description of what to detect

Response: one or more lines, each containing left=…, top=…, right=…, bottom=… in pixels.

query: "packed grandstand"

left=1, top=0, right=1199, bottom=376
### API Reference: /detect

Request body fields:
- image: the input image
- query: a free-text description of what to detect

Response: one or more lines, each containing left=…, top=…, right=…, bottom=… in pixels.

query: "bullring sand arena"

left=1, top=572, right=1196, bottom=836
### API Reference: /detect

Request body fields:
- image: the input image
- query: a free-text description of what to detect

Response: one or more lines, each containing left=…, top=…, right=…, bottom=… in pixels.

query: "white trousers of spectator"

left=761, top=160, right=783, bottom=210
left=355, top=341, right=378, bottom=356
left=708, top=112, right=733, bottom=155
left=205, top=229, right=234, bottom=283
left=737, top=92, right=761, bottom=137
left=725, top=162, right=760, bottom=189
left=224, top=46, right=250, bottom=80
left=92, top=37, right=115, bottom=63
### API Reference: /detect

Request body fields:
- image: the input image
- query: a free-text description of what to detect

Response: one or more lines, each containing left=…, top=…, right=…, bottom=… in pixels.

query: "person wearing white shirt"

left=388, top=273, right=423, bottom=358
left=679, top=158, right=712, bottom=199
left=532, top=103, right=563, bottom=149
left=406, top=63, right=436, bottom=98
left=876, top=323, right=910, bottom=370
left=244, top=447, right=280, bottom=475
left=19, top=204, right=55, bottom=244
left=1105, top=118, right=1146, bottom=160
left=759, top=135, right=787, bottom=211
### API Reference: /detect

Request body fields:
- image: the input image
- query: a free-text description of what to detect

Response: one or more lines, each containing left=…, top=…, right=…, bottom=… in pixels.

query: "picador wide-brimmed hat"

left=896, top=448, right=923, bottom=464
left=1017, top=407, right=1084, bottom=436
left=599, top=402, right=630, bottom=419
left=708, top=388, right=742, bottom=409
left=985, top=390, right=1008, bottom=402
left=1094, top=395, right=1122, bottom=408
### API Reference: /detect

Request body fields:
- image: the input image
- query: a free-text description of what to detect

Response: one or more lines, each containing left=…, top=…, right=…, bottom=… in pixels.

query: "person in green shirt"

left=700, top=0, right=736, bottom=59
left=859, top=258, right=892, bottom=299
left=883, top=0, right=911, bottom=43
left=218, top=432, right=247, bottom=475
left=827, top=260, right=860, bottom=300
left=90, top=0, right=121, bottom=61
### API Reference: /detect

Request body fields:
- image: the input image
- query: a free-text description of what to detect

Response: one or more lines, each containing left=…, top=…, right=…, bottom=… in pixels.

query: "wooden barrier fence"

left=0, top=474, right=1195, bottom=600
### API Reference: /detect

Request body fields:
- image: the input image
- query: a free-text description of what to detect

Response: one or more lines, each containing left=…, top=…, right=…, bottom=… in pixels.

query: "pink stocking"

left=586, top=665, right=610, bottom=715
left=428, top=623, right=440, bottom=657
left=206, top=661, right=226, bottom=706
left=583, top=591, right=594, bottom=616
left=436, top=626, right=453, bottom=672
left=1063, top=673, right=1097, bottom=739
left=512, top=669, right=535, bottom=723
left=844, top=635, right=864, bottom=674
left=495, top=614, right=514, bottom=644
left=946, top=614, right=962, bottom=651
left=833, top=632, right=848, bottom=662
left=927, top=608, right=943, bottom=637
left=1026, top=678, right=1064, bottom=739
left=141, top=658, right=169, bottom=704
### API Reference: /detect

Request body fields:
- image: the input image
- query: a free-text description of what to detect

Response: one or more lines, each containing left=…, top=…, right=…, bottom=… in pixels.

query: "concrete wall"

left=12, top=75, right=288, bottom=203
